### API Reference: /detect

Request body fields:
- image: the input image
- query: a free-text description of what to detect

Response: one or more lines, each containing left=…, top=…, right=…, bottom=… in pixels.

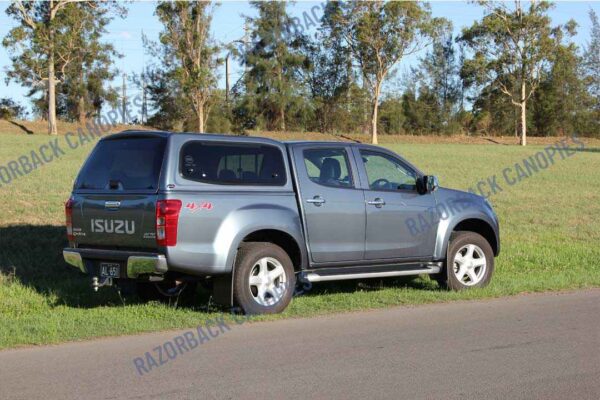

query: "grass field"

left=1, top=131, right=599, bottom=349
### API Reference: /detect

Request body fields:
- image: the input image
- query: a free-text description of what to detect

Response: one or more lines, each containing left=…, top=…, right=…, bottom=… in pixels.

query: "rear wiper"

left=109, top=180, right=123, bottom=190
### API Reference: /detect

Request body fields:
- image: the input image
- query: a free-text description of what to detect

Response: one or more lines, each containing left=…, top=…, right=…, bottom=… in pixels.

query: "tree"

left=136, top=67, right=188, bottom=131
left=151, top=1, right=220, bottom=132
left=421, top=31, right=461, bottom=128
left=4, top=1, right=85, bottom=134
left=459, top=1, right=568, bottom=145
left=303, top=1, right=359, bottom=133
left=62, top=3, right=123, bottom=123
left=332, top=1, right=445, bottom=144
left=532, top=26, right=593, bottom=136
left=3, top=1, right=124, bottom=132
left=378, top=95, right=405, bottom=135
left=237, top=1, right=307, bottom=131
left=407, top=27, right=462, bottom=134
left=583, top=10, right=600, bottom=113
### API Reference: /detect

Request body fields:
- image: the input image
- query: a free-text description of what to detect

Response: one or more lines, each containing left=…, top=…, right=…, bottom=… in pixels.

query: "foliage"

left=459, top=1, right=575, bottom=144
left=234, top=1, right=308, bottom=132
left=401, top=28, right=463, bottom=135
left=0, top=98, right=27, bottom=120
left=3, top=1, right=124, bottom=133
left=532, top=40, right=595, bottom=136
left=150, top=1, right=220, bottom=132
left=2, top=1, right=599, bottom=139
left=584, top=10, right=600, bottom=109
left=330, top=0, right=446, bottom=143
left=141, top=67, right=189, bottom=131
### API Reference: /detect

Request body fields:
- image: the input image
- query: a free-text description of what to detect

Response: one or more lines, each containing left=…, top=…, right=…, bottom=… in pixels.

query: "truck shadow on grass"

left=0, top=224, right=440, bottom=310
left=301, top=276, right=437, bottom=298
left=0, top=224, right=125, bottom=308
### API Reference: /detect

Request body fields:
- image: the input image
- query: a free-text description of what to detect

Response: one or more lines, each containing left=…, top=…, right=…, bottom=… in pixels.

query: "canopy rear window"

left=76, top=137, right=166, bottom=191
left=180, top=142, right=286, bottom=186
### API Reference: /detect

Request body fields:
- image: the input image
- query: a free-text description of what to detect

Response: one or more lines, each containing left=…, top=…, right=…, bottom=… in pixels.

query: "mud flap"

left=212, top=274, right=233, bottom=307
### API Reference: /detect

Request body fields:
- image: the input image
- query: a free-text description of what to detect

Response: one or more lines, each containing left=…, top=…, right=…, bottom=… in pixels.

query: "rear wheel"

left=438, top=231, right=494, bottom=291
left=233, top=242, right=295, bottom=314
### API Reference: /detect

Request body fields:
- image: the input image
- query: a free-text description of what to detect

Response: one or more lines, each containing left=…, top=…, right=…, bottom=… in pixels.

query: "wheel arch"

left=238, top=229, right=304, bottom=271
left=451, top=218, right=499, bottom=256
left=435, top=216, right=499, bottom=259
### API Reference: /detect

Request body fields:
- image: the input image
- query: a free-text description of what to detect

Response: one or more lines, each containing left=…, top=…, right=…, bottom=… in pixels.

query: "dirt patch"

left=0, top=119, right=152, bottom=136
left=252, top=130, right=600, bottom=147
left=2, top=119, right=598, bottom=147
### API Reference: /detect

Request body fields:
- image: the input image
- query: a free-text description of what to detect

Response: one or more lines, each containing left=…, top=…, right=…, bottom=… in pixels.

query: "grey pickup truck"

left=64, top=131, right=499, bottom=314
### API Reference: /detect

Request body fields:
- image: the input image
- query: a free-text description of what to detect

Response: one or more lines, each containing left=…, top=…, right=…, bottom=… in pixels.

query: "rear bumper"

left=63, top=248, right=168, bottom=278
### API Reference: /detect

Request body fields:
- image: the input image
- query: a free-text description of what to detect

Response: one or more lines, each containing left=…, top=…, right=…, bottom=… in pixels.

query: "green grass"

left=1, top=133, right=599, bottom=349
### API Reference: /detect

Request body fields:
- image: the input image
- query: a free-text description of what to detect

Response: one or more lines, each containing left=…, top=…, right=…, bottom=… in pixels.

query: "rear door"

left=354, top=147, right=438, bottom=260
left=70, top=135, right=167, bottom=250
left=291, top=144, right=365, bottom=263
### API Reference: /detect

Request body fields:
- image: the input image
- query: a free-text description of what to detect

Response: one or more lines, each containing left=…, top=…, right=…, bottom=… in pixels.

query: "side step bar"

left=304, top=263, right=442, bottom=283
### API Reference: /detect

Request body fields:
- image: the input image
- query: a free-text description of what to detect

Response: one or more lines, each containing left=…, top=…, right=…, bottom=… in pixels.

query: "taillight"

left=65, top=197, right=75, bottom=243
left=156, top=200, right=182, bottom=246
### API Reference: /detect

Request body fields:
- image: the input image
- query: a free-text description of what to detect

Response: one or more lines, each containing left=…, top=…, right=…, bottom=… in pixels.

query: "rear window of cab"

left=179, top=141, right=287, bottom=186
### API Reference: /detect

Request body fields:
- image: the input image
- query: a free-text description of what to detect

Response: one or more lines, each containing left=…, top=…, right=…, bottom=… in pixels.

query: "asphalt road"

left=1, top=290, right=599, bottom=400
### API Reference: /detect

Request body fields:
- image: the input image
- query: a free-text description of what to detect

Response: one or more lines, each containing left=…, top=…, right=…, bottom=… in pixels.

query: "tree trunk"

left=520, top=81, right=527, bottom=146
left=280, top=106, right=286, bottom=132
left=371, top=84, right=381, bottom=145
left=197, top=106, right=204, bottom=133
left=371, top=100, right=379, bottom=145
left=514, top=107, right=518, bottom=138
left=48, top=52, right=58, bottom=136
left=78, top=95, right=86, bottom=124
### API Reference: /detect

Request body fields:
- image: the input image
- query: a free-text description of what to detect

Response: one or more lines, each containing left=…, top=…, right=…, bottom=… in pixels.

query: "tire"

left=439, top=231, right=494, bottom=291
left=233, top=242, right=295, bottom=315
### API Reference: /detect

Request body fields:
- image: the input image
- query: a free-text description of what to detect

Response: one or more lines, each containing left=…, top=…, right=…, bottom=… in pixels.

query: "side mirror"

left=426, top=175, right=439, bottom=193
left=418, top=175, right=439, bottom=194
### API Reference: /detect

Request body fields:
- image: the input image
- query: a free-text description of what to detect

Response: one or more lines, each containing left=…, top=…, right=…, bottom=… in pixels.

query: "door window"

left=360, top=150, right=417, bottom=191
left=303, top=148, right=353, bottom=188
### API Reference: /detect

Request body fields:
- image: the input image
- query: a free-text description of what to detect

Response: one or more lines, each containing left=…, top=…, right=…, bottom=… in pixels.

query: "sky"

left=0, top=0, right=598, bottom=119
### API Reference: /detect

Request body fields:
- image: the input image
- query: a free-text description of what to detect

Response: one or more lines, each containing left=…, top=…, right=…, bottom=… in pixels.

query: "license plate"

left=99, top=262, right=120, bottom=278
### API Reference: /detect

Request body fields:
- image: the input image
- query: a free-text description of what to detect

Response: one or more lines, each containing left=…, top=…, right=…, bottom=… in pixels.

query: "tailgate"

left=71, top=194, right=158, bottom=249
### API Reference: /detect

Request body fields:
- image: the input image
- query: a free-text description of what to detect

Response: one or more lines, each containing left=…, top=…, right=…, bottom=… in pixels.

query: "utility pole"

left=141, top=70, right=148, bottom=124
left=225, top=54, right=230, bottom=103
left=122, top=73, right=127, bottom=124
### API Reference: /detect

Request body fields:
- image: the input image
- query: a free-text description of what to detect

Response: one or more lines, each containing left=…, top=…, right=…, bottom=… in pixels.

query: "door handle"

left=367, top=198, right=385, bottom=207
left=306, top=196, right=326, bottom=206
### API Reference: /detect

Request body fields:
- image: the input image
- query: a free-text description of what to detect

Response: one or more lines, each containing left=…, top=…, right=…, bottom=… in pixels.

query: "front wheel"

left=233, top=242, right=295, bottom=314
left=438, top=231, right=494, bottom=291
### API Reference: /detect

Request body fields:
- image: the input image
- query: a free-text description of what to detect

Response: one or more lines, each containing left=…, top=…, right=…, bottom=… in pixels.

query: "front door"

left=292, top=145, right=366, bottom=263
left=356, top=148, right=437, bottom=260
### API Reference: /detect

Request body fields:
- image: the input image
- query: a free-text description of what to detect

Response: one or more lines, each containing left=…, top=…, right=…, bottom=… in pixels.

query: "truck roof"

left=103, top=130, right=281, bottom=145
left=104, top=130, right=369, bottom=148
